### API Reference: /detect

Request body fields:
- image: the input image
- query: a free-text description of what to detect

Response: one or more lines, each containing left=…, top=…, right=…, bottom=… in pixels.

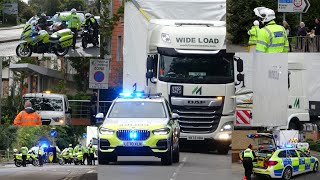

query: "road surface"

left=232, top=153, right=320, bottom=179
left=0, top=163, right=97, bottom=180
left=0, top=28, right=100, bottom=57
left=98, top=150, right=232, bottom=180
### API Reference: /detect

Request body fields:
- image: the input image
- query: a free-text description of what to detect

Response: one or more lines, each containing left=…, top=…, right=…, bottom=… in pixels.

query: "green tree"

left=64, top=0, right=87, bottom=11
left=68, top=57, right=90, bottom=92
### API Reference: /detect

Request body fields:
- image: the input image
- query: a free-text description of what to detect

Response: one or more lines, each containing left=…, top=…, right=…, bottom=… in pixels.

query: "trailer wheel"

left=288, top=119, right=301, bottom=130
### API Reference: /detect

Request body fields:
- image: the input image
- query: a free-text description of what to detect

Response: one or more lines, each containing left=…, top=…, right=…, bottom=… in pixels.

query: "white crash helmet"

left=253, top=20, right=260, bottom=26
left=85, top=13, right=91, bottom=19
left=71, top=8, right=77, bottom=13
left=254, top=7, right=275, bottom=23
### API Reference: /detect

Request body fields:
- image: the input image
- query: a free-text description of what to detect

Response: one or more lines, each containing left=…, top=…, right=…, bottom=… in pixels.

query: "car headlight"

left=153, top=128, right=170, bottom=135
left=220, top=122, right=233, bottom=131
left=99, top=127, right=114, bottom=135
left=161, top=33, right=171, bottom=43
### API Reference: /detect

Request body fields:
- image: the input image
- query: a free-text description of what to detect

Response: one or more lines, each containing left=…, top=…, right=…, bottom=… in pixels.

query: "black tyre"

left=14, top=160, right=22, bottom=167
left=54, top=46, right=69, bottom=56
left=16, top=44, right=32, bottom=57
left=82, top=38, right=88, bottom=49
left=161, top=142, right=173, bottom=165
left=288, top=121, right=299, bottom=130
left=282, top=167, right=292, bottom=180
left=92, top=37, right=97, bottom=46
left=313, top=162, right=319, bottom=172
left=173, top=141, right=180, bottom=163
left=109, top=155, right=118, bottom=163
left=58, top=158, right=65, bottom=165
left=98, top=151, right=110, bottom=165
left=32, top=159, right=39, bottom=166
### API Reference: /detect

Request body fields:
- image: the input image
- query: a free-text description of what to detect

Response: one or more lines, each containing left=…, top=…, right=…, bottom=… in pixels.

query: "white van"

left=22, top=92, right=72, bottom=125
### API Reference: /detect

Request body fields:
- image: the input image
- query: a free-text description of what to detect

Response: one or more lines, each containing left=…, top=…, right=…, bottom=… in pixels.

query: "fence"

left=288, top=36, right=320, bottom=52
left=0, top=150, right=14, bottom=162
left=68, top=100, right=113, bottom=119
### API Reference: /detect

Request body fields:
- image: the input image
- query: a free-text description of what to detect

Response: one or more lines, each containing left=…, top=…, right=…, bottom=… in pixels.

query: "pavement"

left=98, top=150, right=233, bottom=180
left=0, top=25, right=100, bottom=57
left=232, top=153, right=320, bottom=180
left=0, top=163, right=97, bottom=180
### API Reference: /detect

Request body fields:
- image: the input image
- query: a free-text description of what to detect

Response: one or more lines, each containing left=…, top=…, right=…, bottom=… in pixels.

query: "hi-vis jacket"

left=256, top=20, right=289, bottom=53
left=14, top=107, right=42, bottom=126
left=247, top=25, right=260, bottom=45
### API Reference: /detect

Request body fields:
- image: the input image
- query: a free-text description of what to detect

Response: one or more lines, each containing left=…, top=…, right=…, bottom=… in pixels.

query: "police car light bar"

left=119, top=92, right=162, bottom=98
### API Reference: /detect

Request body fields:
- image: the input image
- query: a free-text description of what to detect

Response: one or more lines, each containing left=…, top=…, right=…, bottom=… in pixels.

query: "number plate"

left=187, top=136, right=205, bottom=140
left=170, top=85, right=183, bottom=96
left=123, top=141, right=143, bottom=147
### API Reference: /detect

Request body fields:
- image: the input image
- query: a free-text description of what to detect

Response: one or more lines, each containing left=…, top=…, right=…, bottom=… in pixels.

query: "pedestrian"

left=247, top=20, right=260, bottom=52
left=20, top=145, right=29, bottom=167
left=314, top=18, right=320, bottom=51
left=254, top=7, right=289, bottom=53
left=297, top=22, right=308, bottom=50
left=38, top=144, right=44, bottom=166
left=13, top=101, right=42, bottom=126
left=283, top=21, right=292, bottom=52
left=242, top=144, right=256, bottom=180
left=59, top=8, right=81, bottom=50
left=90, top=92, right=98, bottom=125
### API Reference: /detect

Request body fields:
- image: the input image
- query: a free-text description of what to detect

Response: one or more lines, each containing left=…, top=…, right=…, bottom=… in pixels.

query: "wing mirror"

left=95, top=113, right=104, bottom=124
left=172, top=113, right=180, bottom=119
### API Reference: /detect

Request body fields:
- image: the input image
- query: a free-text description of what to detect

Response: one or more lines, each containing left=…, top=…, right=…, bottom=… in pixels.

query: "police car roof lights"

left=119, top=91, right=162, bottom=98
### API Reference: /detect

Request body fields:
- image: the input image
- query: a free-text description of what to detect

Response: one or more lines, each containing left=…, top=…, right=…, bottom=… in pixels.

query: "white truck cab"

left=22, top=92, right=72, bottom=125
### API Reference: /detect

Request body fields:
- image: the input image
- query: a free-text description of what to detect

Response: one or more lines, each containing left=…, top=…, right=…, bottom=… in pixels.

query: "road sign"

left=50, top=129, right=57, bottom=138
left=89, top=59, right=109, bottom=89
left=83, top=133, right=87, bottom=139
left=278, top=0, right=310, bottom=13
left=3, top=3, right=18, bottom=15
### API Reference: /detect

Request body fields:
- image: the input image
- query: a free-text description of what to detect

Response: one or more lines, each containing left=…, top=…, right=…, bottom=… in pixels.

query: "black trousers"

left=70, top=28, right=78, bottom=48
left=38, top=154, right=43, bottom=166
left=93, top=28, right=99, bottom=44
left=242, top=157, right=253, bottom=180
left=22, top=155, right=27, bottom=167
left=83, top=153, right=88, bottom=164
left=88, top=153, right=95, bottom=165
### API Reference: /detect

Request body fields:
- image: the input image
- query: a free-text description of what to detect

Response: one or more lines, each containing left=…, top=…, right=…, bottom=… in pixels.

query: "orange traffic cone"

left=243, top=176, right=247, bottom=180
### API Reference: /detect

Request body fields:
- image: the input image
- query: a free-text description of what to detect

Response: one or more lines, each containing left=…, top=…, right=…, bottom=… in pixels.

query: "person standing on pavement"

left=254, top=7, right=289, bottom=53
left=59, top=8, right=81, bottom=50
left=283, top=21, right=292, bottom=52
left=314, top=18, right=320, bottom=51
left=88, top=143, right=96, bottom=165
left=247, top=20, right=260, bottom=52
left=68, top=144, right=74, bottom=164
left=82, top=145, right=89, bottom=165
left=242, top=144, right=256, bottom=180
left=38, top=144, right=44, bottom=166
left=20, top=145, right=29, bottom=167
left=14, top=101, right=42, bottom=126
left=90, top=92, right=98, bottom=125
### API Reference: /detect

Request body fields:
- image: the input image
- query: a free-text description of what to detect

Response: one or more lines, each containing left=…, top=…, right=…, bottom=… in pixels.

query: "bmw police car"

left=241, top=133, right=319, bottom=180
left=97, top=92, right=180, bottom=165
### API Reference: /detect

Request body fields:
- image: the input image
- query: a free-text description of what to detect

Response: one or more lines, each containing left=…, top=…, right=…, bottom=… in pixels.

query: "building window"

left=117, top=36, right=123, bottom=61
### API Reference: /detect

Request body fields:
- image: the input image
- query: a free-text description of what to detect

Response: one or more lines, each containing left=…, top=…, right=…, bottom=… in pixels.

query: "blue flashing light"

left=285, top=144, right=293, bottom=148
left=247, top=134, right=254, bottom=138
left=129, top=131, right=138, bottom=140
left=120, top=92, right=132, bottom=97
left=41, top=143, right=48, bottom=148
left=135, top=93, right=143, bottom=97
left=270, top=145, right=273, bottom=148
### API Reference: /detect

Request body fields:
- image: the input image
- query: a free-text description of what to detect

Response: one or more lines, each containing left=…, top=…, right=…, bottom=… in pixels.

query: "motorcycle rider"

left=59, top=8, right=81, bottom=49
left=37, top=13, right=48, bottom=31
left=83, top=13, right=99, bottom=45
left=20, top=145, right=28, bottom=167
left=61, top=148, right=70, bottom=164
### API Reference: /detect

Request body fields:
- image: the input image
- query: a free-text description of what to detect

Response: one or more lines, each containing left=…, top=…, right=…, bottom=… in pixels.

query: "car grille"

left=116, top=130, right=150, bottom=141
left=172, top=106, right=222, bottom=134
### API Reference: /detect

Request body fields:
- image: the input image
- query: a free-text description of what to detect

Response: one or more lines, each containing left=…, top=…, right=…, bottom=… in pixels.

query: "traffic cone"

left=243, top=175, right=247, bottom=180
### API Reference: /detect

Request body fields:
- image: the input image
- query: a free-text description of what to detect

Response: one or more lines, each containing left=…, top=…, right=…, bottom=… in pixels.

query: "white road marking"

left=170, top=156, right=188, bottom=180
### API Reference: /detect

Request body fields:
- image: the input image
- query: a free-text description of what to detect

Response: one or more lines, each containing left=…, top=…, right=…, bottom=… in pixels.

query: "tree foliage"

left=68, top=57, right=90, bottom=92
left=227, top=0, right=320, bottom=44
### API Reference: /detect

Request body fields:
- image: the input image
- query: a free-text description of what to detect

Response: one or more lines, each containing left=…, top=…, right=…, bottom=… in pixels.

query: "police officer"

left=247, top=20, right=260, bottom=52
left=60, top=8, right=81, bottom=49
left=82, top=145, right=89, bottom=165
left=38, top=144, right=44, bottom=166
left=88, top=143, right=96, bottom=165
left=242, top=144, right=256, bottom=180
left=83, top=13, right=99, bottom=46
left=37, top=13, right=47, bottom=30
left=68, top=144, right=74, bottom=164
left=14, top=101, right=42, bottom=126
left=254, top=7, right=289, bottom=53
left=20, top=145, right=29, bottom=167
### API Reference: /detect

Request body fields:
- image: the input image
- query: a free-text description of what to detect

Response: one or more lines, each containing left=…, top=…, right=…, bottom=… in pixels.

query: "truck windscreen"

left=23, top=97, right=63, bottom=111
left=159, top=54, right=234, bottom=84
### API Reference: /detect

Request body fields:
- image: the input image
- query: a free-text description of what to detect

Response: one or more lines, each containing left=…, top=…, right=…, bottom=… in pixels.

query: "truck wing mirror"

left=146, top=72, right=153, bottom=79
left=237, top=58, right=243, bottom=72
left=237, top=74, right=244, bottom=82
left=95, top=113, right=104, bottom=124
left=147, top=56, right=154, bottom=70
left=172, top=113, right=180, bottom=120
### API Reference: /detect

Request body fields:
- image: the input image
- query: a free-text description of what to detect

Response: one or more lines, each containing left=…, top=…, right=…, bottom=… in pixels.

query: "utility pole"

left=0, top=57, right=3, bottom=123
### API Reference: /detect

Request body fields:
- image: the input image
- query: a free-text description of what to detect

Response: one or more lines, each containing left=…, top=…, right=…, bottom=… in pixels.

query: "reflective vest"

left=88, top=146, right=96, bottom=154
left=82, top=146, right=88, bottom=153
left=62, top=13, right=81, bottom=29
left=247, top=25, right=260, bottom=45
left=21, top=147, right=28, bottom=155
left=38, top=147, right=44, bottom=155
left=243, top=148, right=254, bottom=160
left=256, top=20, right=289, bottom=53
left=13, top=110, right=42, bottom=126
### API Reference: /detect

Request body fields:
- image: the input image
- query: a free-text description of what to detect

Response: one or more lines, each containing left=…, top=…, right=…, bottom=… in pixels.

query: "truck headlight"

left=161, top=33, right=171, bottom=43
left=99, top=127, right=114, bottom=135
left=220, top=122, right=233, bottom=131
left=52, top=117, right=64, bottom=123
left=153, top=128, right=170, bottom=135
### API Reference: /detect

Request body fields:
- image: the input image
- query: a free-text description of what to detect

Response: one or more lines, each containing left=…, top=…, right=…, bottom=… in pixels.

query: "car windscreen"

left=108, top=101, right=167, bottom=118
left=23, top=97, right=63, bottom=111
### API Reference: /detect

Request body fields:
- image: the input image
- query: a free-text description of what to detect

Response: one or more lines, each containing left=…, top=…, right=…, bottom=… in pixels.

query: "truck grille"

left=172, top=106, right=222, bottom=134
left=116, top=130, right=150, bottom=141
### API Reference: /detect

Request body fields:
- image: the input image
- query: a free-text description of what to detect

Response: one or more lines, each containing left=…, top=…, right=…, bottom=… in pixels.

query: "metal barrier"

left=68, top=100, right=113, bottom=119
left=0, top=150, right=13, bottom=161
left=288, top=36, right=320, bottom=52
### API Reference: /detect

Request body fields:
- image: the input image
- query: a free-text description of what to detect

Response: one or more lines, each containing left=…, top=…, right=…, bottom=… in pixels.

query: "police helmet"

left=41, top=13, right=46, bottom=17
left=71, top=8, right=77, bottom=13
left=85, top=13, right=91, bottom=19
left=253, top=7, right=276, bottom=24
left=69, top=144, right=72, bottom=147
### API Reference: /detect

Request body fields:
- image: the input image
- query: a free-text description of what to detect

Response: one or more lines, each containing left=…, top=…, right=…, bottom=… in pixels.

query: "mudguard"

left=59, top=35, right=73, bottom=48
left=56, top=29, right=72, bottom=37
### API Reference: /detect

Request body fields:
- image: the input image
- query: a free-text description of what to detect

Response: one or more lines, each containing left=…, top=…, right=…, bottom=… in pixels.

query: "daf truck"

left=123, top=0, right=244, bottom=154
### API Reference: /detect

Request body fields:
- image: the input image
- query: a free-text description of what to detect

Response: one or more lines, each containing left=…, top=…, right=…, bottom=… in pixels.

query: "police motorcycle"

left=14, top=150, right=39, bottom=167
left=73, top=150, right=84, bottom=165
left=49, top=21, right=68, bottom=35
left=81, top=24, right=98, bottom=49
left=58, top=149, right=73, bottom=165
left=16, top=20, right=74, bottom=57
